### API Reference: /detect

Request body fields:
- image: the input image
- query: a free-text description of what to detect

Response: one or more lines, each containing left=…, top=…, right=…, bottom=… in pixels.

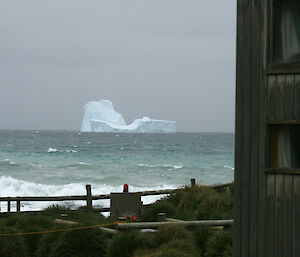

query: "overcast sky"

left=0, top=0, right=236, bottom=132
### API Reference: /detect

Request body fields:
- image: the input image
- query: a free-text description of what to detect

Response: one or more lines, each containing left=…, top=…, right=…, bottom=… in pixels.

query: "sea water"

left=0, top=130, right=234, bottom=212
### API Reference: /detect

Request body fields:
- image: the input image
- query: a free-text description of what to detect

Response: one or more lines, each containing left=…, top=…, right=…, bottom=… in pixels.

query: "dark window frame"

left=267, top=0, right=300, bottom=74
left=265, top=120, right=300, bottom=174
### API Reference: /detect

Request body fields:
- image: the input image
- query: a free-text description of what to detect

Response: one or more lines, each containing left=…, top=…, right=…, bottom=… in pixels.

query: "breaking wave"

left=0, top=175, right=177, bottom=212
left=138, top=163, right=183, bottom=170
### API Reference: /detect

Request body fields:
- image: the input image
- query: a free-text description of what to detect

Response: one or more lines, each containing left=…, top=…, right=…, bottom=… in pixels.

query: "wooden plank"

left=277, top=75, right=286, bottom=120
left=295, top=75, right=300, bottom=120
left=117, top=220, right=234, bottom=230
left=258, top=59, right=268, bottom=257
left=0, top=207, right=111, bottom=215
left=100, top=227, right=118, bottom=235
left=266, top=169, right=300, bottom=175
left=285, top=75, right=295, bottom=120
left=267, top=120, right=300, bottom=125
left=268, top=75, right=278, bottom=120
left=275, top=174, right=284, bottom=257
left=267, top=63, right=300, bottom=75
left=258, top=0, right=268, bottom=252
left=16, top=200, right=21, bottom=213
left=140, top=189, right=179, bottom=196
left=294, top=176, right=300, bottom=256
left=7, top=200, right=10, bottom=213
left=86, top=185, right=92, bottom=210
left=234, top=0, right=245, bottom=256
left=165, top=218, right=183, bottom=222
left=54, top=219, right=78, bottom=225
left=207, top=182, right=233, bottom=189
left=0, top=196, right=91, bottom=201
left=284, top=175, right=293, bottom=257
left=240, top=0, right=253, bottom=255
left=249, top=0, right=261, bottom=254
left=266, top=174, right=276, bottom=257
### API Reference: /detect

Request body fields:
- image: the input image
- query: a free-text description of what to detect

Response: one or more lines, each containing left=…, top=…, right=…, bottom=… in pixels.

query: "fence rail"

left=0, top=179, right=233, bottom=214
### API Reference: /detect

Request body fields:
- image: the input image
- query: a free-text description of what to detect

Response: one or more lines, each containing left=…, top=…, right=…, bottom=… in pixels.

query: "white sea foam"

left=4, top=159, right=16, bottom=165
left=66, top=149, right=78, bottom=153
left=224, top=165, right=234, bottom=170
left=138, top=163, right=183, bottom=169
left=78, top=162, right=91, bottom=166
left=47, top=148, right=58, bottom=153
left=48, top=148, right=79, bottom=153
left=163, top=164, right=183, bottom=169
left=0, top=175, right=178, bottom=213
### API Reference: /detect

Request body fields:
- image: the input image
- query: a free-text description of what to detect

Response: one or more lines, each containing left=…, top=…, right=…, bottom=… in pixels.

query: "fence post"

left=7, top=199, right=11, bottom=213
left=86, top=184, right=92, bottom=210
left=158, top=213, right=166, bottom=222
left=17, top=198, right=21, bottom=213
left=191, top=178, right=196, bottom=186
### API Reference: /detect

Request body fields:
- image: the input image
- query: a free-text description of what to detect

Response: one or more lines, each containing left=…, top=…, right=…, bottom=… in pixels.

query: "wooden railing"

left=0, top=179, right=233, bottom=214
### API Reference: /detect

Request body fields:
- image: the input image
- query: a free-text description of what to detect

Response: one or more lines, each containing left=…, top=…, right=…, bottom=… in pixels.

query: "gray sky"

left=0, top=0, right=236, bottom=132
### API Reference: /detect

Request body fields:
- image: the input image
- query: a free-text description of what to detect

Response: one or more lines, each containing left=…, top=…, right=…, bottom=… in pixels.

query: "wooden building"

left=234, top=0, right=300, bottom=256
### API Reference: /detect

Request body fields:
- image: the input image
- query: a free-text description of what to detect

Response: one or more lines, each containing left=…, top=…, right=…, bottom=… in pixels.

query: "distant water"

left=0, top=130, right=234, bottom=212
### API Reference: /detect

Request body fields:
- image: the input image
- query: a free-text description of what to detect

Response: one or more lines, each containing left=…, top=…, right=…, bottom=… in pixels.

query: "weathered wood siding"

left=235, top=0, right=264, bottom=256
left=266, top=74, right=300, bottom=257
left=235, top=0, right=300, bottom=256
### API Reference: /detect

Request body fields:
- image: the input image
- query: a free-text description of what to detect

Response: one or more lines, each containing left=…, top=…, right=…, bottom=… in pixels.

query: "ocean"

left=0, top=130, right=234, bottom=212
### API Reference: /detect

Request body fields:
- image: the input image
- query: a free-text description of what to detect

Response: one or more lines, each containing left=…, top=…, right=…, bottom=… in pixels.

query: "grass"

left=0, top=185, right=233, bottom=257
left=0, top=226, right=29, bottom=257
left=0, top=205, right=110, bottom=257
left=49, top=229, right=107, bottom=257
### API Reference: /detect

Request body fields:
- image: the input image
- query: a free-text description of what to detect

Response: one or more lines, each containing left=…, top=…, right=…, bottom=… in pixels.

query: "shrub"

left=155, top=225, right=192, bottom=246
left=69, top=210, right=107, bottom=225
left=108, top=230, right=148, bottom=257
left=0, top=226, right=29, bottom=257
left=142, top=200, right=176, bottom=221
left=175, top=186, right=232, bottom=220
left=204, top=230, right=232, bottom=257
left=49, top=229, right=107, bottom=257
left=41, top=205, right=72, bottom=218
left=193, top=227, right=211, bottom=255
left=42, top=205, right=107, bottom=226
left=1, top=214, right=53, bottom=256
left=134, top=239, right=199, bottom=257
left=35, top=232, right=62, bottom=257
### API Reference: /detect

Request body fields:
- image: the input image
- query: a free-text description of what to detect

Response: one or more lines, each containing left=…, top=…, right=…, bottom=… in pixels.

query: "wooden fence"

left=0, top=179, right=233, bottom=214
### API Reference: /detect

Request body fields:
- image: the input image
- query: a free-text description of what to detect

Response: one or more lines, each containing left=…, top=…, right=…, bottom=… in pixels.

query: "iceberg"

left=80, top=100, right=176, bottom=133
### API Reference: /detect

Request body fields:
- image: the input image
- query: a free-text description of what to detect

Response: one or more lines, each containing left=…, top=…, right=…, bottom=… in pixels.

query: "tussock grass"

left=204, top=230, right=232, bottom=257
left=35, top=231, right=61, bottom=257
left=0, top=206, right=109, bottom=257
left=155, top=224, right=192, bottom=246
left=134, top=239, right=199, bottom=257
left=0, top=226, right=29, bottom=257
left=142, top=185, right=233, bottom=221
left=49, top=229, right=107, bottom=257
left=107, top=230, right=151, bottom=257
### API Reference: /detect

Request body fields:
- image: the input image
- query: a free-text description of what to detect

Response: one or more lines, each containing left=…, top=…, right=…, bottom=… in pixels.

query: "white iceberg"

left=80, top=100, right=176, bottom=133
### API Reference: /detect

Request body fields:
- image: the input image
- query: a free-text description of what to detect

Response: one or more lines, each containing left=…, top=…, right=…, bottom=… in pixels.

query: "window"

left=269, top=125, right=300, bottom=169
left=273, top=0, right=300, bottom=63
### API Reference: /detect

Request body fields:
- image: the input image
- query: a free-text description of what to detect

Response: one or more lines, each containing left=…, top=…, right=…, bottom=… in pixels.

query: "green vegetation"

left=143, top=185, right=233, bottom=221
left=0, top=185, right=233, bottom=257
